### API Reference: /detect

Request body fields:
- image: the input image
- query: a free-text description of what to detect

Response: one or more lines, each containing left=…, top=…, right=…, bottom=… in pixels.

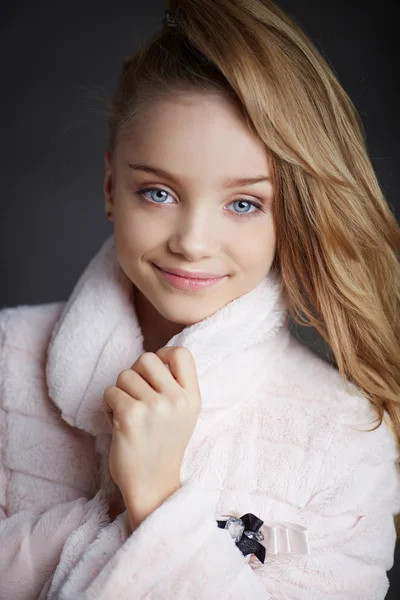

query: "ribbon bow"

left=216, top=513, right=310, bottom=564
left=216, top=513, right=266, bottom=564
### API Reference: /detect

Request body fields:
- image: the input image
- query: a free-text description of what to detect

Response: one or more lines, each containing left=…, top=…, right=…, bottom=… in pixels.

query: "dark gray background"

left=1, top=1, right=398, bottom=595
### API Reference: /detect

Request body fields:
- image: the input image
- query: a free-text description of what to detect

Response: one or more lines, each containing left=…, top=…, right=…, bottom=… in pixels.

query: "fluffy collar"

left=45, top=235, right=291, bottom=436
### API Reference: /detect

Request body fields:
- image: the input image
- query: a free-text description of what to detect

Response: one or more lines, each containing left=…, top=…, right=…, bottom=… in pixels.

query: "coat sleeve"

left=0, top=489, right=110, bottom=600
left=0, top=308, right=111, bottom=600
left=46, top=409, right=400, bottom=600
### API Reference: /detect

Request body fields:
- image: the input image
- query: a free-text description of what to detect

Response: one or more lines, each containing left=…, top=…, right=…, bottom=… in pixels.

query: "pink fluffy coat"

left=1, top=235, right=399, bottom=599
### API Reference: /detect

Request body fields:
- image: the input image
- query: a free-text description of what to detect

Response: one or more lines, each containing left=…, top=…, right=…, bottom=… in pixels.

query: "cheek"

left=114, top=206, right=167, bottom=255
left=231, top=221, right=276, bottom=268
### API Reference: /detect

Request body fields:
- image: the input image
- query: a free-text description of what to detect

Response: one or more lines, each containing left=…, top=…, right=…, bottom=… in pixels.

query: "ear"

left=104, top=150, right=114, bottom=211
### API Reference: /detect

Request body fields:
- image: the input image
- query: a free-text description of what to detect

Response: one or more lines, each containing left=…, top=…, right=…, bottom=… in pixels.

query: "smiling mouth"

left=154, top=264, right=226, bottom=280
left=153, top=263, right=227, bottom=291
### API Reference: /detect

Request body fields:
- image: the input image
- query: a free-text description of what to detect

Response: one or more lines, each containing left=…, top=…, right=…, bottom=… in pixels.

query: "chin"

left=161, top=309, right=205, bottom=327
left=154, top=300, right=212, bottom=326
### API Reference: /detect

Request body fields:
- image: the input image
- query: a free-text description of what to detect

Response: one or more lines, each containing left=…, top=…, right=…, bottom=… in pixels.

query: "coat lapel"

left=45, top=235, right=291, bottom=436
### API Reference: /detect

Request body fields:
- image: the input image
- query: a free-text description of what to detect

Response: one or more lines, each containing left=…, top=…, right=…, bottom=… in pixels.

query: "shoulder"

left=264, top=332, right=398, bottom=469
left=0, top=300, right=66, bottom=335
left=0, top=300, right=66, bottom=420
left=0, top=300, right=65, bottom=359
left=273, top=332, right=375, bottom=419
left=280, top=334, right=399, bottom=486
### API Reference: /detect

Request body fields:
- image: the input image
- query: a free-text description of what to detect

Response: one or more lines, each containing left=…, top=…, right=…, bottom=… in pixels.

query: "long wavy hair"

left=104, top=0, right=400, bottom=536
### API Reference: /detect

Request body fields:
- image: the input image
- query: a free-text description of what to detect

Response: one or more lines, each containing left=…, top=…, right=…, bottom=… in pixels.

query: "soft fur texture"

left=1, top=235, right=399, bottom=600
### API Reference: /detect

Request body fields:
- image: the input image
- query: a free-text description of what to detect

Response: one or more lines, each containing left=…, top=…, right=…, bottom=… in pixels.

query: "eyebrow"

left=127, top=163, right=271, bottom=188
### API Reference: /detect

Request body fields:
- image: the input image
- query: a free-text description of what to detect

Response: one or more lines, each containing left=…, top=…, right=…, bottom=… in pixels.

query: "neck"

left=133, top=287, right=185, bottom=353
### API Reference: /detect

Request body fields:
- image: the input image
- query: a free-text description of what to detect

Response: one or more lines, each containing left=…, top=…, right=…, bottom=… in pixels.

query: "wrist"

left=123, top=481, right=181, bottom=532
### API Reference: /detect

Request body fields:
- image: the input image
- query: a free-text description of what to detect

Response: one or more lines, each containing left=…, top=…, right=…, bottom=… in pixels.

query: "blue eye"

left=231, top=199, right=259, bottom=216
left=142, top=188, right=173, bottom=204
left=135, top=187, right=264, bottom=219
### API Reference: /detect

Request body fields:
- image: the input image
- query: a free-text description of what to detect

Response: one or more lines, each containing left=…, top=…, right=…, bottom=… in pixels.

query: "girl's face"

left=104, top=93, right=276, bottom=330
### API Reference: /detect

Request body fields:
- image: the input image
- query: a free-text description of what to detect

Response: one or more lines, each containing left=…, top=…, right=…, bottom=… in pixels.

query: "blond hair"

left=104, top=0, right=400, bottom=536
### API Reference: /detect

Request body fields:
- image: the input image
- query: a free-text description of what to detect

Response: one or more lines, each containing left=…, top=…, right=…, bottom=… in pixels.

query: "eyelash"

left=134, top=186, right=266, bottom=219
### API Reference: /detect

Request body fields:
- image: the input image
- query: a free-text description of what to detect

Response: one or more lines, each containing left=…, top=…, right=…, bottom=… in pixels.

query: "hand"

left=103, top=346, right=202, bottom=528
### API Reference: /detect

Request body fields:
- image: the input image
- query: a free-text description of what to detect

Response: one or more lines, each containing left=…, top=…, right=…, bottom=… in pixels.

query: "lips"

left=153, top=263, right=227, bottom=291
left=154, top=264, right=225, bottom=280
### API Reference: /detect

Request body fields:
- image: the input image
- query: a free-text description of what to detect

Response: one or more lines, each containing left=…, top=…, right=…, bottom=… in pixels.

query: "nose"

left=167, top=207, right=220, bottom=262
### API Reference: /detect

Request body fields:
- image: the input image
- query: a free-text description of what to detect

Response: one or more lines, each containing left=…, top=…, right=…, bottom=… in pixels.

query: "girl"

left=1, top=1, right=399, bottom=598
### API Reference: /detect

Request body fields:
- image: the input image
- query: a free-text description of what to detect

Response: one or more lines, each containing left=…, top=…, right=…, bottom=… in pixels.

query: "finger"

left=103, top=386, right=133, bottom=430
left=104, top=385, right=148, bottom=433
left=156, top=347, right=199, bottom=392
left=130, top=352, right=179, bottom=394
left=116, top=368, right=157, bottom=400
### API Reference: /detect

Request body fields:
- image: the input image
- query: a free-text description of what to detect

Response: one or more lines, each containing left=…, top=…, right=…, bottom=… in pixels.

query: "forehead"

left=117, top=94, right=271, bottom=181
